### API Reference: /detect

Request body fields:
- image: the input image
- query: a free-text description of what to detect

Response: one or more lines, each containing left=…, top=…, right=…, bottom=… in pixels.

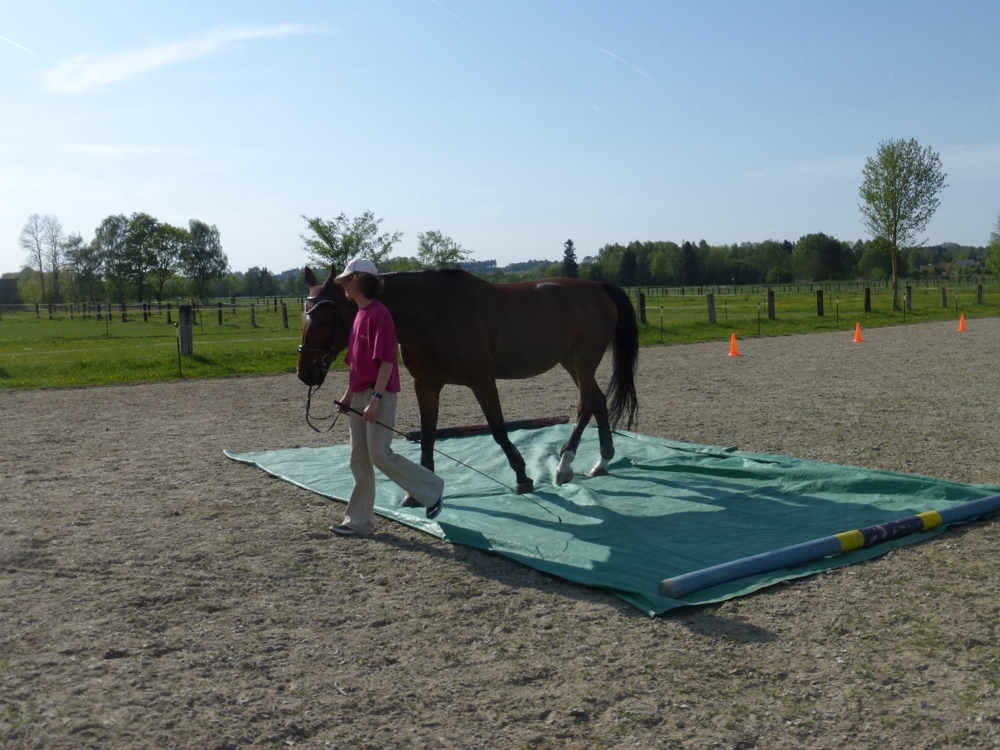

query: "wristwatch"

left=370, top=390, right=383, bottom=399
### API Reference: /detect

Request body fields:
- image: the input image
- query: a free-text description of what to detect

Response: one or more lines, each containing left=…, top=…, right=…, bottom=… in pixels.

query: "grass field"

left=0, top=280, right=994, bottom=389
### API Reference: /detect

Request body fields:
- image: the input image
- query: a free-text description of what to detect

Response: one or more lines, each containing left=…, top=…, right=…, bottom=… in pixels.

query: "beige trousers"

left=342, top=390, right=445, bottom=534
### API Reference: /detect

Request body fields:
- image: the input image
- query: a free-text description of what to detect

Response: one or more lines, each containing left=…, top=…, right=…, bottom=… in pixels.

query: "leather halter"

left=297, top=294, right=349, bottom=370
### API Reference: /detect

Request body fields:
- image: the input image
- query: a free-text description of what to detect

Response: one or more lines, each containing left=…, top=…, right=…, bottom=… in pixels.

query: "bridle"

left=298, top=293, right=350, bottom=432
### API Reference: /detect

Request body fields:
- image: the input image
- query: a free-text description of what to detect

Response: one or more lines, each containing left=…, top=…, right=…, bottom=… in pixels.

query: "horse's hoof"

left=516, top=481, right=535, bottom=495
left=588, top=466, right=610, bottom=477
left=399, top=495, right=421, bottom=508
left=555, top=469, right=574, bottom=486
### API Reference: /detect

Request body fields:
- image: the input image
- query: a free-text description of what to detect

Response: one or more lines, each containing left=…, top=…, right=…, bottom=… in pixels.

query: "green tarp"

left=225, top=425, right=1000, bottom=615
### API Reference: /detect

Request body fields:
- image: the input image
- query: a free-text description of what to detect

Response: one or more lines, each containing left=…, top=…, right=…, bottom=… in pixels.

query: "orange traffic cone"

left=728, top=332, right=740, bottom=357
left=958, top=314, right=967, bottom=332
left=853, top=322, right=864, bottom=343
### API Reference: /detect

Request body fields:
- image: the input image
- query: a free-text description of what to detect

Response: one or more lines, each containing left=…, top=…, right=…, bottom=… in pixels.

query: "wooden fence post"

left=217, top=303, right=223, bottom=325
left=816, top=289, right=824, bottom=317
left=864, top=287, right=871, bottom=313
left=178, top=305, right=193, bottom=355
left=637, top=291, right=646, bottom=324
left=281, top=302, right=289, bottom=329
left=978, top=284, right=983, bottom=304
left=941, top=287, right=948, bottom=308
left=250, top=304, right=257, bottom=328
left=767, top=289, right=775, bottom=320
left=906, top=285, right=912, bottom=311
left=166, top=302, right=172, bottom=324
left=706, top=293, right=716, bottom=324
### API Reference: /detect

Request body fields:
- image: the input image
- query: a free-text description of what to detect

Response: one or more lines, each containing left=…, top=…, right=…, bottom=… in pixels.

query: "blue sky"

left=2, top=0, right=999, bottom=275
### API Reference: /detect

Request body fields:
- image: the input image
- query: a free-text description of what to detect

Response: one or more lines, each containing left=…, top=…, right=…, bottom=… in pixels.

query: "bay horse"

left=297, top=267, right=638, bottom=495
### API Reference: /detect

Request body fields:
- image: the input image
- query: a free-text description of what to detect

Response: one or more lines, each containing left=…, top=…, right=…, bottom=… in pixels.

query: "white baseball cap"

left=334, top=257, right=379, bottom=281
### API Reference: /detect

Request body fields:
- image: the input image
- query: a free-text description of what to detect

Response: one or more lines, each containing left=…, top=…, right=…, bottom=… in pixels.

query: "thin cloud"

left=426, top=0, right=539, bottom=73
left=45, top=24, right=316, bottom=94
left=0, top=35, right=38, bottom=55
left=57, top=144, right=200, bottom=158
left=575, top=39, right=656, bottom=86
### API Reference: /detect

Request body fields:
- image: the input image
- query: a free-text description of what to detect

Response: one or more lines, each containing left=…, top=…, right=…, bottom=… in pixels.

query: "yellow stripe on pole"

left=835, top=529, right=865, bottom=552
left=918, top=510, right=943, bottom=530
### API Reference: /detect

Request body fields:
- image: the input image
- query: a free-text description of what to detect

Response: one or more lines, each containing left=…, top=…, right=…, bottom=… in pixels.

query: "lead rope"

left=333, top=399, right=562, bottom=523
left=304, top=383, right=341, bottom=433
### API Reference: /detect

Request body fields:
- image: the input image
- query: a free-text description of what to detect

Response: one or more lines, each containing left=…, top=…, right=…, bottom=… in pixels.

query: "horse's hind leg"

left=588, top=387, right=615, bottom=477
left=555, top=364, right=597, bottom=485
left=471, top=380, right=534, bottom=494
left=401, top=378, right=443, bottom=507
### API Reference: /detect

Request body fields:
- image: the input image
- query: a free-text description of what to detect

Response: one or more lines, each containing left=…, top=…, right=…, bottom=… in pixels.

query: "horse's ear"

left=304, top=266, right=318, bottom=286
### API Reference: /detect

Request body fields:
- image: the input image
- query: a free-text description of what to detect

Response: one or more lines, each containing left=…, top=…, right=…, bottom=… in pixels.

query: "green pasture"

left=0, top=281, right=995, bottom=389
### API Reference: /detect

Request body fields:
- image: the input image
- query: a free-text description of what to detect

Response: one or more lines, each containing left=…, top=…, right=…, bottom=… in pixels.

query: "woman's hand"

left=337, top=390, right=353, bottom=413
left=363, top=396, right=379, bottom=423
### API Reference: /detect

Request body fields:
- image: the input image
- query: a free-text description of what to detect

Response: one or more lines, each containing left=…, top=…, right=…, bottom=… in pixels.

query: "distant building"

left=0, top=278, right=18, bottom=304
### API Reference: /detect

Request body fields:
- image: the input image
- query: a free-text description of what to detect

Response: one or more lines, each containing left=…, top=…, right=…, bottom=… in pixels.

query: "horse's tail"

left=600, top=282, right=639, bottom=430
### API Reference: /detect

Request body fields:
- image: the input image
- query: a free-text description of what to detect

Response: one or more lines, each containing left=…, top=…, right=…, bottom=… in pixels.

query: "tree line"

left=12, top=213, right=228, bottom=305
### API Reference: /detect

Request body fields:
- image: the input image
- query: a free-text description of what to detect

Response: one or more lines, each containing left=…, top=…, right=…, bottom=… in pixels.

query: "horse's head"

left=296, top=266, right=354, bottom=387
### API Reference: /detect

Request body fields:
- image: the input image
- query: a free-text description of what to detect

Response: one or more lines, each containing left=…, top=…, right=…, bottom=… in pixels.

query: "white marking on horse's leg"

left=588, top=456, right=609, bottom=477
left=556, top=450, right=576, bottom=486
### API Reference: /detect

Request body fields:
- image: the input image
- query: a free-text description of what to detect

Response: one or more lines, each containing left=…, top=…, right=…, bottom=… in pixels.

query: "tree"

left=986, top=213, right=1000, bottom=276
left=791, top=233, right=852, bottom=281
left=127, top=212, right=160, bottom=302
left=618, top=248, right=637, bottom=287
left=41, top=215, right=65, bottom=302
left=19, top=214, right=46, bottom=302
left=858, top=237, right=896, bottom=279
left=150, top=223, right=187, bottom=301
left=859, top=138, right=948, bottom=310
left=679, top=241, right=699, bottom=285
left=416, top=230, right=472, bottom=268
left=182, top=220, right=229, bottom=301
left=63, top=233, right=103, bottom=303
left=94, top=214, right=131, bottom=304
left=560, top=239, right=579, bottom=278
left=301, top=211, right=402, bottom=272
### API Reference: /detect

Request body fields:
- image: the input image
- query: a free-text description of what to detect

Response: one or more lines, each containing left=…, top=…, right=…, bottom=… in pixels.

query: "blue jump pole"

left=658, top=493, right=1000, bottom=599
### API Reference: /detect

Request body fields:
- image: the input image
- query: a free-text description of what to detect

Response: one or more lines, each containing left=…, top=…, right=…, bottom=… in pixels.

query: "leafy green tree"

left=94, top=214, right=131, bottom=304
left=791, top=233, right=851, bottom=281
left=859, top=138, right=948, bottom=310
left=244, top=266, right=277, bottom=297
left=19, top=214, right=46, bottom=302
left=858, top=237, right=896, bottom=279
left=182, top=220, right=229, bottom=301
left=560, top=239, right=578, bottom=278
left=127, top=212, right=160, bottom=302
left=618, top=248, right=637, bottom=287
left=150, top=223, right=188, bottom=301
left=381, top=256, right=423, bottom=273
left=64, top=233, right=103, bottom=303
left=679, top=241, right=699, bottom=285
left=416, top=230, right=471, bottom=268
left=986, top=213, right=1000, bottom=276
left=301, top=211, right=402, bottom=272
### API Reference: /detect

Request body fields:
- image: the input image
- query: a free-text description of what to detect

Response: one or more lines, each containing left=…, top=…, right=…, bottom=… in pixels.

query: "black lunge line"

left=334, top=399, right=562, bottom=523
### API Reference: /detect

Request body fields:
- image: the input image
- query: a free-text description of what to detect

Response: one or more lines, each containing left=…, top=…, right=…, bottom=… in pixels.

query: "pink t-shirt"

left=344, top=299, right=401, bottom=394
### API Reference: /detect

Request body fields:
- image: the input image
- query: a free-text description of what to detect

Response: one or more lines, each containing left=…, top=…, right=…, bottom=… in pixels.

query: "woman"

left=332, top=257, right=444, bottom=536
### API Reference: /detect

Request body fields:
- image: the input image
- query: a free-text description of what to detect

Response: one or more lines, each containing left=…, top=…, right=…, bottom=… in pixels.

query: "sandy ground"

left=3, top=318, right=1000, bottom=749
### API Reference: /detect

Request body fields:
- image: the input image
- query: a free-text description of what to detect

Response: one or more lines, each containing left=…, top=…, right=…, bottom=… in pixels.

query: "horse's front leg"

left=400, top=378, right=443, bottom=507
left=471, top=381, right=534, bottom=494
